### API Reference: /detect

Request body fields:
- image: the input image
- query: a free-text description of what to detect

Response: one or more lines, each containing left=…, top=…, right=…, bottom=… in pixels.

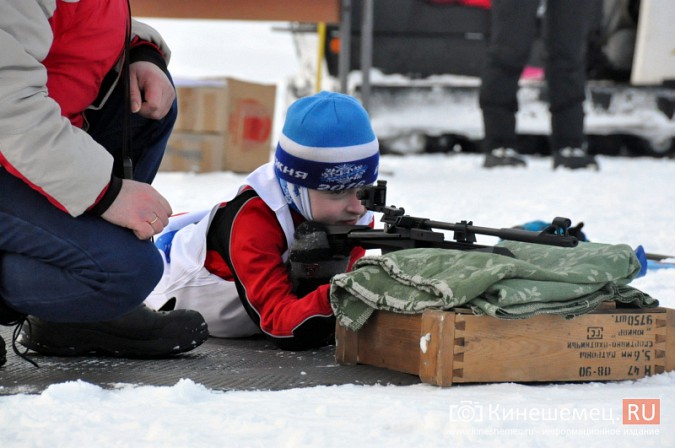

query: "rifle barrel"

left=425, top=220, right=578, bottom=247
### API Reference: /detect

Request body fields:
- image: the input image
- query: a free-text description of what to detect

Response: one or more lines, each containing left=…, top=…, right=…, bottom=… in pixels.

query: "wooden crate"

left=335, top=305, right=674, bottom=386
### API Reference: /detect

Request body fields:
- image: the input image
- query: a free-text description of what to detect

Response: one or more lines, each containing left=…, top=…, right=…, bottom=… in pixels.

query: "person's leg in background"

left=479, top=0, right=540, bottom=168
left=545, top=0, right=599, bottom=170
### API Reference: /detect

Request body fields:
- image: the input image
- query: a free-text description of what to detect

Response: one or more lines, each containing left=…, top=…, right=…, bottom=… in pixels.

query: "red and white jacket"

left=0, top=0, right=170, bottom=216
left=146, top=163, right=373, bottom=349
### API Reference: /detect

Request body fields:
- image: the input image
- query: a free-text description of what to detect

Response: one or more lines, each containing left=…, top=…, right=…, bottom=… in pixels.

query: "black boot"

left=18, top=305, right=208, bottom=358
left=553, top=147, right=599, bottom=170
left=483, top=147, right=527, bottom=168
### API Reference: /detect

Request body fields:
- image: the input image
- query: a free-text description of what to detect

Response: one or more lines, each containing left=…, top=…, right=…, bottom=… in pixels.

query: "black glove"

left=289, top=221, right=350, bottom=296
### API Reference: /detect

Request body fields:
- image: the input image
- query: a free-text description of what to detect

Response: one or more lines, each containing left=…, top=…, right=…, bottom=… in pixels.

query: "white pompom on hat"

left=274, top=91, right=379, bottom=191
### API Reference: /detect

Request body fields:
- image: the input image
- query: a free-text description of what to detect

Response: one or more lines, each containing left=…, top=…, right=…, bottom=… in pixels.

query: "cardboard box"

left=335, top=305, right=674, bottom=387
left=173, top=82, right=228, bottom=133
left=159, top=132, right=225, bottom=173
left=162, top=77, right=275, bottom=173
left=223, top=79, right=275, bottom=173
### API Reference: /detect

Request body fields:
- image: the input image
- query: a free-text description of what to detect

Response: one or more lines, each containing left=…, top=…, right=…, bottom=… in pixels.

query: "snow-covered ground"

left=1, top=20, right=673, bottom=448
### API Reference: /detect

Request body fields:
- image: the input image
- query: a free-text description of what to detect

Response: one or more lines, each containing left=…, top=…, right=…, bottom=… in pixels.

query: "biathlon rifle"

left=323, top=180, right=579, bottom=257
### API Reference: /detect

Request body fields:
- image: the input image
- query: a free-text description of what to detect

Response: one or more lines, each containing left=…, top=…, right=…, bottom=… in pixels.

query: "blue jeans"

left=0, top=77, right=178, bottom=322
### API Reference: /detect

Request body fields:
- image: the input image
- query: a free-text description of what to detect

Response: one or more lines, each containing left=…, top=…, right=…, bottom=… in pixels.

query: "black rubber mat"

left=0, top=325, right=420, bottom=395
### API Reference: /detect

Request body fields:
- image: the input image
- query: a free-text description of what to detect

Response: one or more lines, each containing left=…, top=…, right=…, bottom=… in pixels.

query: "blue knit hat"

left=274, top=91, right=379, bottom=191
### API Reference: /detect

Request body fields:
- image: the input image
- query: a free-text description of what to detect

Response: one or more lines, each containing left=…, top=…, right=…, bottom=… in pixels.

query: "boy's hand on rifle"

left=289, top=221, right=350, bottom=297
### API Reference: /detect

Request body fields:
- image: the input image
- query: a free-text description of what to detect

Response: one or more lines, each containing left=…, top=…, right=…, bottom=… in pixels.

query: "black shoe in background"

left=553, top=147, right=600, bottom=170
left=483, top=147, right=527, bottom=168
left=18, top=305, right=208, bottom=358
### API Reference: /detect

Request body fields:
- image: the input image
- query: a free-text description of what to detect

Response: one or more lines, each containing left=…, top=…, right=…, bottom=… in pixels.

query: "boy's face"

left=308, top=189, right=366, bottom=225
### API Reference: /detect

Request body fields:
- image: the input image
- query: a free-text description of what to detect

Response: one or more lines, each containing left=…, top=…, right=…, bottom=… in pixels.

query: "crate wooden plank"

left=449, top=309, right=667, bottom=384
left=418, top=310, right=456, bottom=386
left=335, top=311, right=422, bottom=375
left=335, top=319, right=359, bottom=365
left=335, top=306, right=674, bottom=387
left=666, top=308, right=675, bottom=372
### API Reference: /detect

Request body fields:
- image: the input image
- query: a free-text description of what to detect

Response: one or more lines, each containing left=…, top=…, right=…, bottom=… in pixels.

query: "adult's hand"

left=129, top=61, right=176, bottom=120
left=101, top=179, right=173, bottom=240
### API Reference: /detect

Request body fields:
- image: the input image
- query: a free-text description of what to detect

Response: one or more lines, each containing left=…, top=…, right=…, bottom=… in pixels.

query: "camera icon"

left=449, top=401, right=484, bottom=422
